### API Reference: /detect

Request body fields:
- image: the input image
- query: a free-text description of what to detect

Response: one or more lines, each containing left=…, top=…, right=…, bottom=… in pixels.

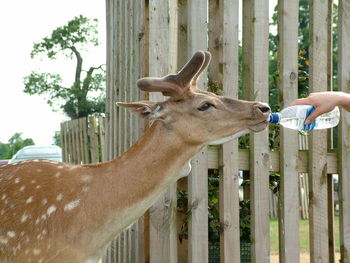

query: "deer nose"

left=257, top=104, right=271, bottom=114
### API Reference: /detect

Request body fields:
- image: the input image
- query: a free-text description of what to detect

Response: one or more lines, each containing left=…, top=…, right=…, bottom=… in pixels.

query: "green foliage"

left=24, top=15, right=106, bottom=119
left=53, top=131, right=61, bottom=147
left=0, top=133, right=35, bottom=159
left=31, top=15, right=99, bottom=59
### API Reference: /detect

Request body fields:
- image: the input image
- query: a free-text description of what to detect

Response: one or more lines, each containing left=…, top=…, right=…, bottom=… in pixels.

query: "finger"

left=290, top=98, right=311, bottom=106
left=305, top=107, right=323, bottom=125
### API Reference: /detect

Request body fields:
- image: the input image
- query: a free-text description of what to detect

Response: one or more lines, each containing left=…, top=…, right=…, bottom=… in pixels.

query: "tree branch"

left=70, top=46, right=83, bottom=86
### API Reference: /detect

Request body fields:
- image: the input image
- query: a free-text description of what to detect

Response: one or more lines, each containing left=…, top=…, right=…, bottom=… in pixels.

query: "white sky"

left=0, top=0, right=106, bottom=146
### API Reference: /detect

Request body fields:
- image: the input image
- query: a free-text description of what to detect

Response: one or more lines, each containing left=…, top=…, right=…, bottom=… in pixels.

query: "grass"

left=270, top=216, right=340, bottom=253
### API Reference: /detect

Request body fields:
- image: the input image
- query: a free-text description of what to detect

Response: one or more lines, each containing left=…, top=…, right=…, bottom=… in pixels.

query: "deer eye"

left=197, top=102, right=215, bottom=111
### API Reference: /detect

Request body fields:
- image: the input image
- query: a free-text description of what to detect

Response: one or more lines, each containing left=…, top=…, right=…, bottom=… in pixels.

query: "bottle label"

left=303, top=106, right=316, bottom=131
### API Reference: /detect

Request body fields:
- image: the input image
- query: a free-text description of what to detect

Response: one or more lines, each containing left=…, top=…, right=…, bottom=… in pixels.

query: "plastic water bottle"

left=269, top=105, right=340, bottom=131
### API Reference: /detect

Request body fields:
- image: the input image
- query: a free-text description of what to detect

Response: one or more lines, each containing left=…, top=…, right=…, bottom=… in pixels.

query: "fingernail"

left=305, top=119, right=311, bottom=125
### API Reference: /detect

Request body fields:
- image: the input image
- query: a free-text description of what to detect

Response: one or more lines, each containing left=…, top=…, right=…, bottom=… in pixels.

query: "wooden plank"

left=242, top=0, right=252, bottom=101
left=187, top=1, right=208, bottom=262
left=327, top=2, right=335, bottom=260
left=104, top=0, right=112, bottom=162
left=125, top=0, right=132, bottom=150
left=89, top=117, right=97, bottom=163
left=177, top=0, right=188, bottom=71
left=338, top=0, right=350, bottom=261
left=73, top=119, right=80, bottom=164
left=148, top=1, right=178, bottom=262
left=328, top=175, right=335, bottom=263
left=277, top=0, right=300, bottom=261
left=248, top=0, right=270, bottom=261
left=218, top=0, right=240, bottom=262
left=99, top=116, right=105, bottom=163
left=309, top=0, right=330, bottom=261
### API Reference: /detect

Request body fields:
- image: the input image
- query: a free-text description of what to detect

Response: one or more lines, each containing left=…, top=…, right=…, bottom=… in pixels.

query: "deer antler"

left=137, top=51, right=211, bottom=100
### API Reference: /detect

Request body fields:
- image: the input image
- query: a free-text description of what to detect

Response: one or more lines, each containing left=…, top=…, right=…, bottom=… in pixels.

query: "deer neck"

left=105, top=120, right=200, bottom=201
left=82, top=121, right=200, bottom=252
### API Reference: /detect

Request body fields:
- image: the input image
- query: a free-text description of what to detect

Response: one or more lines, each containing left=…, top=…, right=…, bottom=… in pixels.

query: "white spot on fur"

left=14, top=178, right=20, bottom=184
left=37, top=168, right=42, bottom=172
left=0, top=236, right=8, bottom=244
left=64, top=200, right=80, bottom=211
left=36, top=185, right=41, bottom=189
left=33, top=159, right=40, bottom=162
left=31, top=180, right=36, bottom=184
left=21, top=213, right=29, bottom=223
left=81, top=175, right=92, bottom=182
left=1, top=194, right=6, bottom=200
left=33, top=249, right=41, bottom=255
left=56, top=194, right=63, bottom=201
left=54, top=172, right=61, bottom=177
left=35, top=218, right=40, bottom=225
left=41, top=199, right=48, bottom=205
left=57, top=165, right=64, bottom=169
left=41, top=214, right=47, bottom=221
left=20, top=185, right=26, bottom=191
left=47, top=205, right=57, bottom=216
left=26, top=197, right=33, bottom=204
left=7, top=231, right=16, bottom=238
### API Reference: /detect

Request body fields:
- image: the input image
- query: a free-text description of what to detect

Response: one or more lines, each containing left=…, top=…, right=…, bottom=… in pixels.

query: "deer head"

left=118, top=51, right=270, bottom=145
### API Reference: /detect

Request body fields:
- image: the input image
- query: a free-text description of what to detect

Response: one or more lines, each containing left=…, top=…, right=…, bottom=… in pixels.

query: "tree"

left=0, top=133, right=35, bottom=159
left=24, top=15, right=106, bottom=119
left=53, top=131, right=61, bottom=147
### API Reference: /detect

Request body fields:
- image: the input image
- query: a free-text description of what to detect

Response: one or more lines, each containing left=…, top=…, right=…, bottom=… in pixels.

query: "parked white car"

left=9, top=145, right=62, bottom=164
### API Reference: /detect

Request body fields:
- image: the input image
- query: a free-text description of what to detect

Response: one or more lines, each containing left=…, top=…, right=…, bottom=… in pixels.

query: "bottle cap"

left=269, top=113, right=280, bottom=124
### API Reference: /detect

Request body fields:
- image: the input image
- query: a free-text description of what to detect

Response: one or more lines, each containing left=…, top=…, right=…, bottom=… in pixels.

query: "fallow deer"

left=0, top=51, right=270, bottom=263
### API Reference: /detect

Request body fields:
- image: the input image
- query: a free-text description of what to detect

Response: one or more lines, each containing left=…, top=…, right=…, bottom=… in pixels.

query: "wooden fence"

left=60, top=116, right=105, bottom=164
left=103, top=0, right=350, bottom=262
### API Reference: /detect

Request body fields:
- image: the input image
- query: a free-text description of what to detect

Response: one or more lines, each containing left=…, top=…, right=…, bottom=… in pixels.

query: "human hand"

left=290, top=92, right=343, bottom=125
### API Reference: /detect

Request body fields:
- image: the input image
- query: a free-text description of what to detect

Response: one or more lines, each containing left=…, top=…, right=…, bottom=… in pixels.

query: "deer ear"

left=116, top=101, right=159, bottom=118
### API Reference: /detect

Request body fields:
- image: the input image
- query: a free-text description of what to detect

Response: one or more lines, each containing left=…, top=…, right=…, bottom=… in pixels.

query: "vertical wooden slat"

left=248, top=0, right=270, bottom=262
left=242, top=0, right=252, bottom=101
left=177, top=0, right=188, bottom=72
left=112, top=0, right=119, bottom=159
left=125, top=0, right=131, bottom=151
left=338, top=0, right=350, bottom=261
left=187, top=1, right=208, bottom=263
left=309, top=0, right=330, bottom=261
left=327, top=175, right=335, bottom=263
left=218, top=0, right=240, bottom=262
left=89, top=117, right=97, bottom=163
left=99, top=116, right=105, bottom=163
left=277, top=0, right=300, bottom=262
left=327, top=2, right=336, bottom=262
left=104, top=0, right=112, bottom=162
left=148, top=1, right=178, bottom=262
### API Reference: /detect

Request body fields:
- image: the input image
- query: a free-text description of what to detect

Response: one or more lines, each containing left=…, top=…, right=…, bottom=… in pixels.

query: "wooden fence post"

left=309, top=0, right=330, bottom=261
left=187, top=1, right=209, bottom=263
left=277, top=0, right=300, bottom=262
left=338, top=0, right=350, bottom=261
left=248, top=0, right=270, bottom=262
left=148, top=1, right=178, bottom=262
left=218, top=0, right=240, bottom=262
